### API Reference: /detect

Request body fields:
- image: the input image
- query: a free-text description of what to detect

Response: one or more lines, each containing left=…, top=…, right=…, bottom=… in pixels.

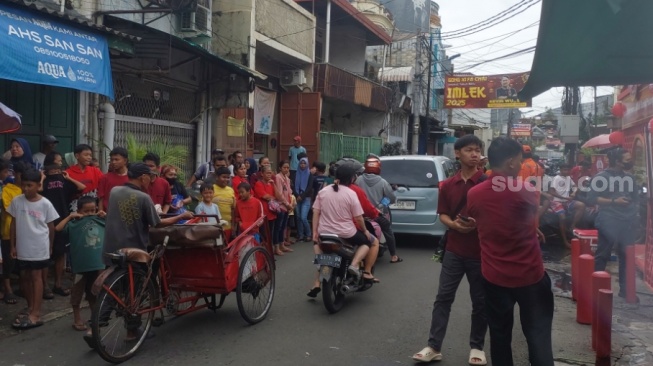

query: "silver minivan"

left=379, top=155, right=455, bottom=237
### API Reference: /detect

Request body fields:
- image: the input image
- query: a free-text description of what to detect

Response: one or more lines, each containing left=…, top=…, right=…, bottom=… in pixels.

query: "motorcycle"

left=314, top=234, right=375, bottom=313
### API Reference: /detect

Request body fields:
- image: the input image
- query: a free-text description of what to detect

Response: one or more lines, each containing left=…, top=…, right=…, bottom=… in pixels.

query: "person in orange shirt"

left=519, top=145, right=543, bottom=186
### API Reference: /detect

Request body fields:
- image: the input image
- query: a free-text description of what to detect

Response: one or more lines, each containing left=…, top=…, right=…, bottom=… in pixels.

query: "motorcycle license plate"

left=314, top=254, right=342, bottom=268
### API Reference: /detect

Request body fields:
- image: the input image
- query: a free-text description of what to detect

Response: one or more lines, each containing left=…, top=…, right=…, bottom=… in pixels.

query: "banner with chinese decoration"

left=444, top=72, right=531, bottom=109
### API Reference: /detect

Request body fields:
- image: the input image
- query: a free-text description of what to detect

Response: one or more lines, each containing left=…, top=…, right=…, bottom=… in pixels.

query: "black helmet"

left=334, top=158, right=364, bottom=175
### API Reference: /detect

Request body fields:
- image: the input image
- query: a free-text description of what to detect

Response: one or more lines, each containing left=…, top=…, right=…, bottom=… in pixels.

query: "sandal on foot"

left=347, top=265, right=361, bottom=279
left=53, top=287, right=71, bottom=297
left=72, top=323, right=88, bottom=331
left=43, top=288, right=54, bottom=300
left=412, top=346, right=442, bottom=362
left=4, top=293, right=18, bottom=305
left=469, top=349, right=487, bottom=365
left=390, top=257, right=404, bottom=264
left=12, top=317, right=43, bottom=330
left=306, top=287, right=321, bottom=298
left=362, top=272, right=380, bottom=283
left=83, top=334, right=97, bottom=349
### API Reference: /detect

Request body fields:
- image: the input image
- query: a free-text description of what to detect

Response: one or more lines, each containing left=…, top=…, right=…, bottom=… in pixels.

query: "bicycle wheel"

left=91, top=267, right=157, bottom=364
left=236, top=246, right=275, bottom=324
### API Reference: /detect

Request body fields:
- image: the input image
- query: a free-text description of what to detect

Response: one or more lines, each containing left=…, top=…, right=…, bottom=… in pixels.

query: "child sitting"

left=55, top=196, right=106, bottom=333
left=195, top=183, right=221, bottom=224
left=8, top=169, right=59, bottom=330
left=235, top=182, right=264, bottom=242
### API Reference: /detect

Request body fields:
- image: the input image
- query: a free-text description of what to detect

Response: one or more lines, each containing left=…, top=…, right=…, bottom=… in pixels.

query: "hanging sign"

left=444, top=72, right=531, bottom=109
left=0, top=3, right=114, bottom=98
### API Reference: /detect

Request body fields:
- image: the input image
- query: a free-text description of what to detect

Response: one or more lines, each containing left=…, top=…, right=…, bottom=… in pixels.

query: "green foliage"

left=580, top=147, right=598, bottom=160
left=125, top=134, right=189, bottom=181
left=381, top=142, right=407, bottom=156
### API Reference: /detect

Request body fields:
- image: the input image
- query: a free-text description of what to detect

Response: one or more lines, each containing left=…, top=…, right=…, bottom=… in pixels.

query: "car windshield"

left=380, top=160, right=439, bottom=187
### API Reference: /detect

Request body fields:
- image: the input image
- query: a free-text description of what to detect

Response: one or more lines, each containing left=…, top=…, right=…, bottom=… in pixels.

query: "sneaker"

left=347, top=265, right=361, bottom=279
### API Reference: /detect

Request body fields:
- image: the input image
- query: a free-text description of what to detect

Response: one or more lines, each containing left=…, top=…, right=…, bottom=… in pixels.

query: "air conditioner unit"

left=281, top=70, right=306, bottom=86
left=179, top=0, right=211, bottom=36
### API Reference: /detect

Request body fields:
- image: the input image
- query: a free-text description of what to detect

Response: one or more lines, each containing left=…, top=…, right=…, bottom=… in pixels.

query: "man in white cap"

left=33, top=135, right=59, bottom=170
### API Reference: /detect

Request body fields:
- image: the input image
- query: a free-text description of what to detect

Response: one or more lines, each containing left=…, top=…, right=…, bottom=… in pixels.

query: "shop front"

left=0, top=2, right=114, bottom=156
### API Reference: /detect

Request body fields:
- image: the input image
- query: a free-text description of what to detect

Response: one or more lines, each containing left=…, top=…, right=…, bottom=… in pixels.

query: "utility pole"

left=425, top=33, right=433, bottom=120
left=411, top=29, right=422, bottom=154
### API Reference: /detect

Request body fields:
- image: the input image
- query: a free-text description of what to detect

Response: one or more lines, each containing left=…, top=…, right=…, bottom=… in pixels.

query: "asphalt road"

left=0, top=235, right=535, bottom=366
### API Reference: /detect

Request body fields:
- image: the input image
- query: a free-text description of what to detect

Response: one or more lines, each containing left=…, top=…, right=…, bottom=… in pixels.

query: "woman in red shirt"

left=254, top=166, right=283, bottom=255
left=232, top=162, right=249, bottom=199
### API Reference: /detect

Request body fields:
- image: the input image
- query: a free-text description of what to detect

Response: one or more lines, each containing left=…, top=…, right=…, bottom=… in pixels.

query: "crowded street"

left=0, top=238, right=545, bottom=366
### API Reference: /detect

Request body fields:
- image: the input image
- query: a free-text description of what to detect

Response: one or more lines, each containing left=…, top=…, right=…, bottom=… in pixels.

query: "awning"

left=519, top=0, right=653, bottom=100
left=378, top=66, right=413, bottom=82
left=0, top=2, right=114, bottom=98
left=104, top=16, right=267, bottom=81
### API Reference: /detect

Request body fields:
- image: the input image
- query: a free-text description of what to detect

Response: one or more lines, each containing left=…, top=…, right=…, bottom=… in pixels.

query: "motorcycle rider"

left=307, top=164, right=380, bottom=297
left=355, top=154, right=402, bottom=263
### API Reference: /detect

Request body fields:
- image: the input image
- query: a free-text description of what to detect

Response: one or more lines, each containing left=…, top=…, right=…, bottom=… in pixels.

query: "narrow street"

left=0, top=237, right=539, bottom=366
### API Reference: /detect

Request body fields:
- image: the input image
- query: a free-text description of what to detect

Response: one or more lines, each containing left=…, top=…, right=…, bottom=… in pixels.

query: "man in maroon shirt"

left=467, top=136, right=553, bottom=366
left=143, top=152, right=171, bottom=214
left=97, top=147, right=129, bottom=212
left=412, top=135, right=487, bottom=365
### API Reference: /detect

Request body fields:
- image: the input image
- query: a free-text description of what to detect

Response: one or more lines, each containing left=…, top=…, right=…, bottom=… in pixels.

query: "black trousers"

left=484, top=273, right=554, bottom=366
left=427, top=251, right=487, bottom=351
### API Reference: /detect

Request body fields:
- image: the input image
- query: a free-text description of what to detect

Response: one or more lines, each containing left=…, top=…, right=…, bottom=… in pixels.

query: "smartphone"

left=458, top=215, right=471, bottom=222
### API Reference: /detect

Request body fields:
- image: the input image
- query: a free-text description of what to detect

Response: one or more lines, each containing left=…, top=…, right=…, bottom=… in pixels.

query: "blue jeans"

left=274, top=212, right=289, bottom=245
left=295, top=197, right=312, bottom=239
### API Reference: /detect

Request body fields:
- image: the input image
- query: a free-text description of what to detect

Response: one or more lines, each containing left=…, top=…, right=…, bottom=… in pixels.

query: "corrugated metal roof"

left=378, top=66, right=413, bottom=82
left=7, top=0, right=139, bottom=40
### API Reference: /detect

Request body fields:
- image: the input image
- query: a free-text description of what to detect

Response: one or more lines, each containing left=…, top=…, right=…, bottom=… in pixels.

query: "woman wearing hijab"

left=7, top=138, right=35, bottom=182
left=246, top=158, right=258, bottom=186
left=293, top=157, right=314, bottom=242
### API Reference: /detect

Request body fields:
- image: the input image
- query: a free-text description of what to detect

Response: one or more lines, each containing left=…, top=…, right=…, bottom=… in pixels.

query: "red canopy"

left=0, top=102, right=21, bottom=134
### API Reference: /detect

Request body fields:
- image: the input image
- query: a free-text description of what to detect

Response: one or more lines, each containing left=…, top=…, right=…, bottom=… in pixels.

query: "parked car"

left=379, top=155, right=455, bottom=238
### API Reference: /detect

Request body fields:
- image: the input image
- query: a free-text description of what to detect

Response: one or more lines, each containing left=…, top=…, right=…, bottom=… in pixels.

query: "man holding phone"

left=587, top=148, right=639, bottom=300
left=467, top=137, right=552, bottom=366
left=412, top=135, right=488, bottom=365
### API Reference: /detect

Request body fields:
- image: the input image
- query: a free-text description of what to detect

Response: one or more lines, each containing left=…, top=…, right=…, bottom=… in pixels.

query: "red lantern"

left=611, top=102, right=626, bottom=118
left=609, top=130, right=624, bottom=145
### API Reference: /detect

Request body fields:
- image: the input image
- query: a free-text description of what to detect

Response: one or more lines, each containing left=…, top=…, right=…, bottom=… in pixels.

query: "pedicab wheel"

left=236, top=246, right=275, bottom=324
left=91, top=268, right=157, bottom=364
left=322, top=272, right=345, bottom=314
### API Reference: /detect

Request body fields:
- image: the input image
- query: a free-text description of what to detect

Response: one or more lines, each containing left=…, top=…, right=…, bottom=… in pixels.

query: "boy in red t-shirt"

left=97, top=147, right=129, bottom=212
left=234, top=182, right=263, bottom=239
left=66, top=144, right=104, bottom=212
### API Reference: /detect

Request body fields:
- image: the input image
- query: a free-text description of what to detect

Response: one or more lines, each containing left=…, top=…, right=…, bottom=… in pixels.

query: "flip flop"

left=72, top=323, right=88, bottom=331
left=469, top=349, right=487, bottom=365
left=43, top=288, right=54, bottom=300
left=362, top=272, right=380, bottom=283
left=4, top=293, right=18, bottom=304
left=306, top=287, right=321, bottom=298
left=12, top=317, right=43, bottom=330
left=412, top=346, right=442, bottom=362
left=53, top=287, right=71, bottom=297
left=390, top=257, right=404, bottom=264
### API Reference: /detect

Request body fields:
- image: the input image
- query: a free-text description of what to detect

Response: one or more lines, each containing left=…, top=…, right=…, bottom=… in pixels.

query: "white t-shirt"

left=7, top=195, right=59, bottom=261
left=551, top=175, right=575, bottom=202
left=195, top=202, right=222, bottom=224
left=313, top=185, right=363, bottom=239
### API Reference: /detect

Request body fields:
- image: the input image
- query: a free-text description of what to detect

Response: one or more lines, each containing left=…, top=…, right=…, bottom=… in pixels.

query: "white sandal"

left=469, top=349, right=487, bottom=365
left=412, top=346, right=442, bottom=362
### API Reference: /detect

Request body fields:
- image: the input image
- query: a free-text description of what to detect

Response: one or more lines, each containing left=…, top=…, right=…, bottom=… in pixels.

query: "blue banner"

left=0, top=3, right=114, bottom=98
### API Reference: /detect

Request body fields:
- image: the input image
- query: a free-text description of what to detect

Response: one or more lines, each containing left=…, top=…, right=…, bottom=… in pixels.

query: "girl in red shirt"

left=232, top=162, right=249, bottom=200
left=254, top=166, right=283, bottom=255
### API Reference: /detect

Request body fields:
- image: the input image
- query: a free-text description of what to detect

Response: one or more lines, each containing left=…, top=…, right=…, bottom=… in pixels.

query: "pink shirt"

left=313, top=185, right=363, bottom=239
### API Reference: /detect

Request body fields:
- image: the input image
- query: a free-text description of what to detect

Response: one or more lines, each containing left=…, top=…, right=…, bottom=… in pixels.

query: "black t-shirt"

left=42, top=175, right=79, bottom=219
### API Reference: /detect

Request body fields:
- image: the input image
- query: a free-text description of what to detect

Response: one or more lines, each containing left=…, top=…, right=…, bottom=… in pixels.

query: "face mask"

left=622, top=162, right=634, bottom=170
left=165, top=177, right=176, bottom=184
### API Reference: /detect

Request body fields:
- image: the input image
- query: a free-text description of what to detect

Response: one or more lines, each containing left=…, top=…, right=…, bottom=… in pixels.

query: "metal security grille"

left=113, top=114, right=196, bottom=178
left=319, top=132, right=383, bottom=163
left=112, top=76, right=198, bottom=123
